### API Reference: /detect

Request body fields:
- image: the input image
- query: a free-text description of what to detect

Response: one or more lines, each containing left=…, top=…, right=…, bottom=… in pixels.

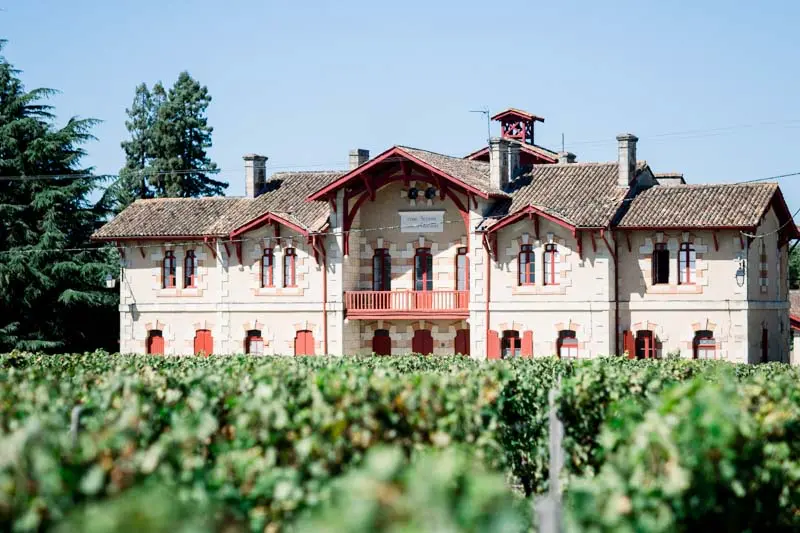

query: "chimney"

left=616, top=133, right=638, bottom=187
left=349, top=149, right=369, bottom=170
left=558, top=151, right=576, bottom=164
left=508, top=142, right=520, bottom=182
left=243, top=153, right=268, bottom=198
left=489, top=137, right=510, bottom=190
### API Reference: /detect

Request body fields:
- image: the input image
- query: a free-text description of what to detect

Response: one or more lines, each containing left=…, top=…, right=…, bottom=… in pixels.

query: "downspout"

left=484, top=234, right=492, bottom=358
left=312, top=235, right=328, bottom=355
left=601, top=229, right=619, bottom=355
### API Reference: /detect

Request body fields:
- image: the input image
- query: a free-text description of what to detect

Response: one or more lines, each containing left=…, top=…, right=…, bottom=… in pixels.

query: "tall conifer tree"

left=0, top=41, right=117, bottom=352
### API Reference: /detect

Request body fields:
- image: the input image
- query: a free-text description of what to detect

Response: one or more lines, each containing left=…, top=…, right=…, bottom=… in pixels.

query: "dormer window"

left=652, top=243, right=669, bottom=285
left=162, top=251, right=176, bottom=289
left=184, top=250, right=197, bottom=288
left=283, top=248, right=296, bottom=288
left=678, top=242, right=695, bottom=285
left=543, top=244, right=559, bottom=286
left=518, top=244, right=535, bottom=285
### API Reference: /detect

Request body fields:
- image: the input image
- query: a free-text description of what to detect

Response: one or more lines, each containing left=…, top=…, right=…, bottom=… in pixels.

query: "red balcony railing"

left=344, top=290, right=469, bottom=319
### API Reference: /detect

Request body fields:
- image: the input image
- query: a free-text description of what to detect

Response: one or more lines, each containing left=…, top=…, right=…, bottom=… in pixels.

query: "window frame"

left=652, top=243, right=670, bottom=285
left=184, top=250, right=198, bottom=288
left=162, top=251, right=176, bottom=289
left=501, top=330, right=521, bottom=359
left=678, top=242, right=696, bottom=285
left=414, top=248, right=433, bottom=291
left=455, top=247, right=469, bottom=291
left=693, top=330, right=716, bottom=360
left=543, top=243, right=559, bottom=286
left=557, top=330, right=578, bottom=358
left=372, top=248, right=392, bottom=291
left=283, top=248, right=297, bottom=288
left=261, top=248, right=274, bottom=288
left=245, top=329, right=264, bottom=355
left=518, top=244, right=535, bottom=286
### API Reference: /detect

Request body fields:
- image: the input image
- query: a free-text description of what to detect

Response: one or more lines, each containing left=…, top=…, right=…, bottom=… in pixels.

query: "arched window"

left=693, top=330, right=715, bottom=360
left=543, top=244, right=559, bottom=286
left=245, top=329, right=264, bottom=355
left=261, top=248, right=274, bottom=288
left=518, top=244, right=535, bottom=285
left=501, top=330, right=521, bottom=359
left=162, top=251, right=176, bottom=288
left=414, top=248, right=433, bottom=291
left=557, top=330, right=578, bottom=358
left=184, top=250, right=197, bottom=288
left=455, top=247, right=469, bottom=291
left=283, top=248, right=296, bottom=288
left=678, top=242, right=696, bottom=285
left=146, top=330, right=164, bottom=355
left=652, top=243, right=669, bottom=285
left=372, top=249, right=391, bottom=291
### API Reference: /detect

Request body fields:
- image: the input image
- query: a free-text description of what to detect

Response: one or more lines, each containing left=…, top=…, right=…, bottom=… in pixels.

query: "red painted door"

left=372, top=330, right=392, bottom=355
left=454, top=329, right=470, bottom=356
left=194, top=330, right=213, bottom=356
left=623, top=330, right=635, bottom=359
left=412, top=329, right=434, bottom=355
left=635, top=331, right=654, bottom=360
left=147, top=331, right=164, bottom=355
left=487, top=330, right=501, bottom=360
left=295, top=330, right=315, bottom=356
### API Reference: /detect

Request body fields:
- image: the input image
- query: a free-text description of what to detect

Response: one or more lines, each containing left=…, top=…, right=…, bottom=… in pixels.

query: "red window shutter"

left=521, top=331, right=534, bottom=358
left=623, top=330, right=635, bottom=359
left=487, top=330, right=501, bottom=360
left=295, top=330, right=315, bottom=356
left=147, top=333, right=164, bottom=355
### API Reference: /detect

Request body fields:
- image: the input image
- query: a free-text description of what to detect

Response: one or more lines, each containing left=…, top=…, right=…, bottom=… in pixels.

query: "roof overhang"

left=91, top=234, right=210, bottom=242
left=229, top=212, right=310, bottom=238
left=491, top=109, right=544, bottom=123
left=482, top=205, right=583, bottom=236
left=307, top=146, right=493, bottom=202
left=791, top=315, right=800, bottom=332
left=616, top=225, right=759, bottom=231
left=766, top=187, right=800, bottom=241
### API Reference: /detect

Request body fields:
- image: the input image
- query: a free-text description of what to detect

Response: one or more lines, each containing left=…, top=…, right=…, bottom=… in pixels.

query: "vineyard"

left=2, top=353, right=800, bottom=532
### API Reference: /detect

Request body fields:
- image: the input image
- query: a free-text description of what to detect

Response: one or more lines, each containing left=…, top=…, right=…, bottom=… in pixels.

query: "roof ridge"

left=650, top=182, right=777, bottom=189
left=271, top=170, right=346, bottom=176
left=134, top=196, right=239, bottom=203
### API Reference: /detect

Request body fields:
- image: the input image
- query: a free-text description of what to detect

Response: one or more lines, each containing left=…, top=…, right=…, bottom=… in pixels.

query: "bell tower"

left=491, top=108, right=544, bottom=145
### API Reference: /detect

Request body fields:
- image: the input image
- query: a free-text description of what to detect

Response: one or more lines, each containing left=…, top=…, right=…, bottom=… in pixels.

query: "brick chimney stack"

left=558, top=152, right=576, bottom=164
left=616, top=134, right=638, bottom=187
left=244, top=154, right=268, bottom=198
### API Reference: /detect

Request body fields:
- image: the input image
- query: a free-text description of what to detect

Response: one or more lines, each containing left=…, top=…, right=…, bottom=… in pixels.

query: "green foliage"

left=0, top=41, right=118, bottom=353
left=1, top=353, right=799, bottom=532
left=790, top=244, right=800, bottom=290
left=114, top=71, right=225, bottom=207
left=564, top=370, right=800, bottom=532
left=296, top=445, right=532, bottom=533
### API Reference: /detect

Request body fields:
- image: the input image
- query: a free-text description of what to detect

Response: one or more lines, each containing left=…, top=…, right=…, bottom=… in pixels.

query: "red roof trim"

left=766, top=187, right=800, bottom=240
left=490, top=109, right=544, bottom=123
left=306, top=146, right=492, bottom=202
left=484, top=205, right=579, bottom=235
left=229, top=212, right=309, bottom=238
left=791, top=315, right=800, bottom=331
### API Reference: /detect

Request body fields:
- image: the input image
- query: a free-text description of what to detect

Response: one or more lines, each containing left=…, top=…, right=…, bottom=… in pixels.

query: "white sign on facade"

left=398, top=210, right=445, bottom=233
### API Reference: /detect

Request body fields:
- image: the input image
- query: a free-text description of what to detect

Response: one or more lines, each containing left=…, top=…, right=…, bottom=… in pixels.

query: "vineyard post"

left=535, top=378, right=564, bottom=533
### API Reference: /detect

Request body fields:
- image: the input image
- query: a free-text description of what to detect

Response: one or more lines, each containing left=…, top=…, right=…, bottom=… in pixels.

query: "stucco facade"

left=99, top=109, right=796, bottom=362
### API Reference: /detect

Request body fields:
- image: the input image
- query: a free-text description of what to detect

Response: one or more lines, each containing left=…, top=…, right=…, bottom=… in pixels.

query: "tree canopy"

left=0, top=41, right=117, bottom=352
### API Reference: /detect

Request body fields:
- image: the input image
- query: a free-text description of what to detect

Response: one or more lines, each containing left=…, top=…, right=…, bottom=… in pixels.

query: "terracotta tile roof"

left=790, top=290, right=800, bottom=319
left=464, top=140, right=559, bottom=163
left=397, top=146, right=503, bottom=196
left=617, top=183, right=779, bottom=228
left=92, top=171, right=344, bottom=239
left=480, top=162, right=632, bottom=229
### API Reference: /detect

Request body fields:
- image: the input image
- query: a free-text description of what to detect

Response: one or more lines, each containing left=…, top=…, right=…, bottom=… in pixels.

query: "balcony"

left=344, top=290, right=469, bottom=319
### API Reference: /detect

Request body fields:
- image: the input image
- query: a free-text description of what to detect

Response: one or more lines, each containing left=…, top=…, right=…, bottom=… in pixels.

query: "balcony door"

left=414, top=248, right=433, bottom=310
left=412, top=329, right=434, bottom=355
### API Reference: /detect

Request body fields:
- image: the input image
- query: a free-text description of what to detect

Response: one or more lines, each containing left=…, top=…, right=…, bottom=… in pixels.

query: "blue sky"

left=4, top=0, right=800, bottom=210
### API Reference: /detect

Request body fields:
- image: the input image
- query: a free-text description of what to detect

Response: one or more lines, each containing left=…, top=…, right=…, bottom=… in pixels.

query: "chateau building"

left=93, top=109, right=798, bottom=362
